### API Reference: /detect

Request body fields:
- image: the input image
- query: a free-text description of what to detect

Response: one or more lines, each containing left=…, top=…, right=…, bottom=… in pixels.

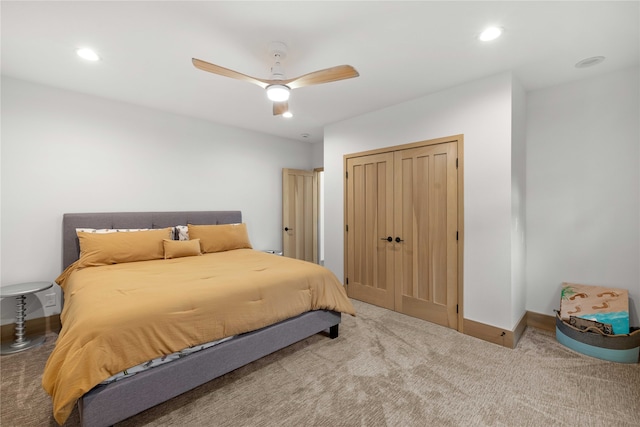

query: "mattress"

left=100, top=335, right=234, bottom=385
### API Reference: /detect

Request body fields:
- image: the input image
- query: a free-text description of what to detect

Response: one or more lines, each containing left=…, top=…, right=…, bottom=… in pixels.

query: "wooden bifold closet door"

left=345, top=152, right=395, bottom=310
left=345, top=137, right=460, bottom=330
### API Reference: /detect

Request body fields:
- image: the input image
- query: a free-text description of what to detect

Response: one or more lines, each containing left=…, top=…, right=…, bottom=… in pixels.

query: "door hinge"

left=456, top=231, right=458, bottom=241
left=346, top=224, right=349, bottom=232
left=456, top=304, right=459, bottom=314
left=346, top=171, right=349, bottom=179
left=346, top=278, right=349, bottom=285
left=456, top=158, right=458, bottom=169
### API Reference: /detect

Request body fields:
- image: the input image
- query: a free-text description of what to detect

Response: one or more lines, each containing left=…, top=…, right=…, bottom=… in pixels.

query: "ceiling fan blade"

left=273, top=101, right=289, bottom=116
left=284, top=65, right=359, bottom=89
left=192, top=58, right=271, bottom=89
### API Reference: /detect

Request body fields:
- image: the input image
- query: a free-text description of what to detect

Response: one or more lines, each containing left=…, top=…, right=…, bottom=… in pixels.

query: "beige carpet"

left=1, top=299, right=639, bottom=426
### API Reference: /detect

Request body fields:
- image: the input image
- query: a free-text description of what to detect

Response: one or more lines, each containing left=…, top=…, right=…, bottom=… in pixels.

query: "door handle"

left=284, top=227, right=293, bottom=232
left=380, top=236, right=393, bottom=242
left=395, top=237, right=404, bottom=243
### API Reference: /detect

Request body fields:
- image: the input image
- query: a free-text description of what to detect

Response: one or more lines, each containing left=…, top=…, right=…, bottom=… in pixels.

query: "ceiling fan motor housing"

left=269, top=42, right=288, bottom=81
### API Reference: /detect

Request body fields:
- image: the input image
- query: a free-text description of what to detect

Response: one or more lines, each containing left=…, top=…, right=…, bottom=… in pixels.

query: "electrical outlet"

left=44, top=293, right=56, bottom=308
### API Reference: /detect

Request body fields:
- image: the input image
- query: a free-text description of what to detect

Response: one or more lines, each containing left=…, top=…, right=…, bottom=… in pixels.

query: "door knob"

left=395, top=237, right=404, bottom=243
left=284, top=227, right=293, bottom=232
left=380, top=236, right=393, bottom=242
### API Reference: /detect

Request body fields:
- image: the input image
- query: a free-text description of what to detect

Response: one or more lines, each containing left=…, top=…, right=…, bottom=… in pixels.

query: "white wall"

left=311, top=141, right=324, bottom=169
left=325, top=72, right=519, bottom=330
left=526, top=66, right=640, bottom=326
left=511, top=76, right=527, bottom=326
left=1, top=77, right=313, bottom=324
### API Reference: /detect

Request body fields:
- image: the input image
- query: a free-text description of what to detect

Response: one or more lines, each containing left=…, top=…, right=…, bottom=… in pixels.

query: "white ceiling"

left=2, top=1, right=638, bottom=144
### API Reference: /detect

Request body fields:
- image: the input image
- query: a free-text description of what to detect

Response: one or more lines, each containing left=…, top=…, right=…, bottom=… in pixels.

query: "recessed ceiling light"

left=575, top=56, right=605, bottom=68
left=282, top=111, right=293, bottom=118
left=479, top=27, right=502, bottom=42
left=76, top=48, right=100, bottom=61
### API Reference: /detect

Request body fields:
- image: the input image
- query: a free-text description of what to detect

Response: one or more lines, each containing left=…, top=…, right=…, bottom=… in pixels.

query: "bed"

left=44, top=211, right=355, bottom=427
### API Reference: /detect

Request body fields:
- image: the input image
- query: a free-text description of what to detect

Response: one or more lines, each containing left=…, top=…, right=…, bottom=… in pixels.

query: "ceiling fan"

left=192, top=42, right=359, bottom=116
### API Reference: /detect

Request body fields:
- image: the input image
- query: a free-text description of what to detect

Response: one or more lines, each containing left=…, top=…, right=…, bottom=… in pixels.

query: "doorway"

left=344, top=135, right=464, bottom=330
left=282, top=168, right=324, bottom=264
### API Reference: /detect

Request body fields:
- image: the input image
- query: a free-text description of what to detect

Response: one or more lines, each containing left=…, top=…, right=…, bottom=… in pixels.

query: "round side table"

left=1, top=281, right=53, bottom=355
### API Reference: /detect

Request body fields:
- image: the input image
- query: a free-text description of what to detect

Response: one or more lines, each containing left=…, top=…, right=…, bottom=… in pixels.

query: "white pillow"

left=174, top=225, right=189, bottom=241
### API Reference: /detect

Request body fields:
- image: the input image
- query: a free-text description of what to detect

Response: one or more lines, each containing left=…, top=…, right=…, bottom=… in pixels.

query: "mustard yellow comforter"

left=43, top=249, right=355, bottom=424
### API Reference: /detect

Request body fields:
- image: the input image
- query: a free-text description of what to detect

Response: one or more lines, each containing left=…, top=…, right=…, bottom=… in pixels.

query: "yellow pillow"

left=163, top=239, right=202, bottom=259
left=77, top=228, right=173, bottom=267
left=188, top=223, right=252, bottom=253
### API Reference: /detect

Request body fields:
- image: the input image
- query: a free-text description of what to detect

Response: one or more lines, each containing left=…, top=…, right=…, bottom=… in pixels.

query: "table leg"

left=0, top=294, right=47, bottom=355
left=14, top=295, right=28, bottom=346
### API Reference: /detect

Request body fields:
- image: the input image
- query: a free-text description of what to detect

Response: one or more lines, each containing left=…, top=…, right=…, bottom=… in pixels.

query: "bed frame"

left=61, top=211, right=341, bottom=427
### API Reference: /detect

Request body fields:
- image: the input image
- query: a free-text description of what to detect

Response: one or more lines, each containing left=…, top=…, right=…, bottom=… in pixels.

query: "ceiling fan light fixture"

left=266, top=84, right=290, bottom=102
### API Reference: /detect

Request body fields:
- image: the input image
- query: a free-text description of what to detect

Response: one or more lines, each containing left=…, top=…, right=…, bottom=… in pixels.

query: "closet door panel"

left=394, top=142, right=458, bottom=328
left=346, top=153, right=394, bottom=309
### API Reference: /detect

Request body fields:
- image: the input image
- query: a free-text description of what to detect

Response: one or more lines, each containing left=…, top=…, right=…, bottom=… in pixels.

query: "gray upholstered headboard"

left=62, top=211, right=242, bottom=269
